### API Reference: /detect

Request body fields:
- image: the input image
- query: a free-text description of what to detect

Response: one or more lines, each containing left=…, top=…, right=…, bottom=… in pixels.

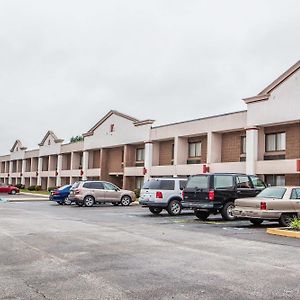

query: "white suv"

left=139, top=178, right=187, bottom=216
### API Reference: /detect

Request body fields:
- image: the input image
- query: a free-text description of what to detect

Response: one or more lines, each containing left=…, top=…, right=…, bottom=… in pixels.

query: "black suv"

left=182, top=173, right=266, bottom=221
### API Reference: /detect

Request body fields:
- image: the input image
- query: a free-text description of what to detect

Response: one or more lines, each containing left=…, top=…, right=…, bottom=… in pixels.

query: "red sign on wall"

left=297, top=160, right=300, bottom=172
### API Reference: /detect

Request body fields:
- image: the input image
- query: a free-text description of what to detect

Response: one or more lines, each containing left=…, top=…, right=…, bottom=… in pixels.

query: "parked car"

left=233, top=186, right=300, bottom=226
left=182, top=173, right=266, bottom=221
left=139, top=178, right=187, bottom=216
left=0, top=183, right=19, bottom=195
left=69, top=181, right=136, bottom=207
left=49, top=184, right=72, bottom=205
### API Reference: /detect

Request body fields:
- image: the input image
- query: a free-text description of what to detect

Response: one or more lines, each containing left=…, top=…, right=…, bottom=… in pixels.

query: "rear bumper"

left=181, top=201, right=221, bottom=210
left=232, top=208, right=281, bottom=219
left=69, top=195, right=84, bottom=202
left=139, top=200, right=167, bottom=208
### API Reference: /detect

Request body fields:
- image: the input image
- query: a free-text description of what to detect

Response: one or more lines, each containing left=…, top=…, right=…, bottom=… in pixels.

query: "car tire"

left=112, top=202, right=119, bottom=206
left=84, top=196, right=95, bottom=207
left=10, top=190, right=16, bottom=195
left=75, top=200, right=84, bottom=207
left=167, top=199, right=182, bottom=216
left=149, top=207, right=163, bottom=215
left=64, top=197, right=72, bottom=205
left=221, top=202, right=236, bottom=221
left=279, top=213, right=295, bottom=227
left=250, top=219, right=263, bottom=226
left=58, top=202, right=64, bottom=206
left=195, top=211, right=210, bottom=221
left=120, top=196, right=131, bottom=206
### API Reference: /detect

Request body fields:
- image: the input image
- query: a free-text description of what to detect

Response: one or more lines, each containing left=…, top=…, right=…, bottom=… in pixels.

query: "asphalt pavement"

left=0, top=201, right=299, bottom=300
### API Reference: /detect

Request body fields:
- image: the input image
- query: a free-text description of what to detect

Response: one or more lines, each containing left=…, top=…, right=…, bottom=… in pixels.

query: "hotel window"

left=136, top=148, right=145, bottom=161
left=241, top=136, right=246, bottom=154
left=265, top=132, right=286, bottom=152
left=264, top=175, right=285, bottom=186
left=189, top=142, right=201, bottom=158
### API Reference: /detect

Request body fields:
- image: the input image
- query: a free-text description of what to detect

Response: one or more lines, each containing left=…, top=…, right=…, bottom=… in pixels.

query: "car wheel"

left=58, top=202, right=64, bottom=206
left=279, top=213, right=295, bottom=227
left=167, top=199, right=181, bottom=216
left=195, top=211, right=210, bottom=221
left=149, top=207, right=163, bottom=215
left=221, top=202, right=236, bottom=221
left=112, top=202, right=119, bottom=206
left=10, top=190, right=16, bottom=195
left=120, top=196, right=131, bottom=206
left=250, top=219, right=263, bottom=226
left=84, top=196, right=95, bottom=207
left=76, top=200, right=84, bottom=207
left=64, top=197, right=72, bottom=205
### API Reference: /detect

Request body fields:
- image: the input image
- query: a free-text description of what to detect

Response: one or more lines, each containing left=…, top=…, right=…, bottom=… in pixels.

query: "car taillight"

left=182, top=191, right=184, bottom=198
left=53, top=191, right=60, bottom=195
left=75, top=189, right=81, bottom=195
left=156, top=191, right=163, bottom=199
left=208, top=190, right=215, bottom=201
left=260, top=202, right=267, bottom=210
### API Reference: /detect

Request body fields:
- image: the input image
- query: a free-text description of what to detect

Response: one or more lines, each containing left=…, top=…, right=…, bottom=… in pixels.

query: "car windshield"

left=58, top=185, right=70, bottom=191
left=186, top=176, right=209, bottom=189
left=256, top=187, right=286, bottom=199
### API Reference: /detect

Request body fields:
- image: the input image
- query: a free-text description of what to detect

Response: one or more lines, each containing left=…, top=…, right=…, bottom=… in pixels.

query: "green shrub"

left=35, top=185, right=42, bottom=191
left=289, top=218, right=300, bottom=231
left=15, top=184, right=25, bottom=189
left=48, top=186, right=58, bottom=192
left=28, top=185, right=36, bottom=191
left=133, top=188, right=140, bottom=198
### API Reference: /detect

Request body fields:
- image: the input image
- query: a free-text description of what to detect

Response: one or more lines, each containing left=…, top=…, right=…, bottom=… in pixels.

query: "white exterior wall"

left=84, top=114, right=152, bottom=150
left=247, top=69, right=300, bottom=127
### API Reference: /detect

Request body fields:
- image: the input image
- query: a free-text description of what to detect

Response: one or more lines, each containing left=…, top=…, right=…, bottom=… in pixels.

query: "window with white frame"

left=265, top=132, right=286, bottom=152
left=136, top=148, right=145, bottom=161
left=188, top=142, right=201, bottom=158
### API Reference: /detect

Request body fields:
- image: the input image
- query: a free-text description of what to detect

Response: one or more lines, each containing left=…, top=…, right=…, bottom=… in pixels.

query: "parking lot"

left=0, top=201, right=300, bottom=300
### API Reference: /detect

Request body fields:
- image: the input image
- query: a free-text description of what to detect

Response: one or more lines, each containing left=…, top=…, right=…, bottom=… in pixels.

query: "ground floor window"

left=264, top=175, right=285, bottom=186
left=136, top=177, right=144, bottom=189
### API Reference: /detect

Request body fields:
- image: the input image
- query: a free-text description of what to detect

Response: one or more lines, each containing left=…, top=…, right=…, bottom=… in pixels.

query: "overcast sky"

left=0, top=0, right=299, bottom=155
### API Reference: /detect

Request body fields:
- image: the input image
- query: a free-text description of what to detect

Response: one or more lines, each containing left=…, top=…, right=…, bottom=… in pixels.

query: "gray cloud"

left=0, top=0, right=299, bottom=154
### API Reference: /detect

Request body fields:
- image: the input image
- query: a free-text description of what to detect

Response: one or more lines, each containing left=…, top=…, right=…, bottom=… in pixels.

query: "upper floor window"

left=241, top=136, right=246, bottom=154
left=188, top=142, right=201, bottom=158
left=48, top=140, right=51, bottom=146
left=136, top=148, right=145, bottom=161
left=265, top=132, right=285, bottom=152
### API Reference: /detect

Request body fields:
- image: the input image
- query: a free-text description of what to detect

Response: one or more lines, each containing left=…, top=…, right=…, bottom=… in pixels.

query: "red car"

left=0, top=184, right=19, bottom=195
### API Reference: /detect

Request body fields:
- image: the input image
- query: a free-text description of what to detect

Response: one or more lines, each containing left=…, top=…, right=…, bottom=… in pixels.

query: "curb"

left=20, top=192, right=49, bottom=198
left=266, top=228, right=300, bottom=239
left=8, top=198, right=49, bottom=202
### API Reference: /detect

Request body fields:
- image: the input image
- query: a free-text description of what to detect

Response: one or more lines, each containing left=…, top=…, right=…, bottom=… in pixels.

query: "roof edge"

left=258, top=60, right=300, bottom=95
left=243, top=93, right=270, bottom=104
left=152, top=110, right=247, bottom=129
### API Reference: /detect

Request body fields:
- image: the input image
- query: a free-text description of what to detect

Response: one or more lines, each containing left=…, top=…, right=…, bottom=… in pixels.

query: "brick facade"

left=221, top=131, right=245, bottom=162
left=285, top=174, right=300, bottom=186
left=159, top=140, right=174, bottom=166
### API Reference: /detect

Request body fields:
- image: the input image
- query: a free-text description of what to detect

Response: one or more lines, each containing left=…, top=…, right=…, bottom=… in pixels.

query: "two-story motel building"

left=1, top=61, right=300, bottom=190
